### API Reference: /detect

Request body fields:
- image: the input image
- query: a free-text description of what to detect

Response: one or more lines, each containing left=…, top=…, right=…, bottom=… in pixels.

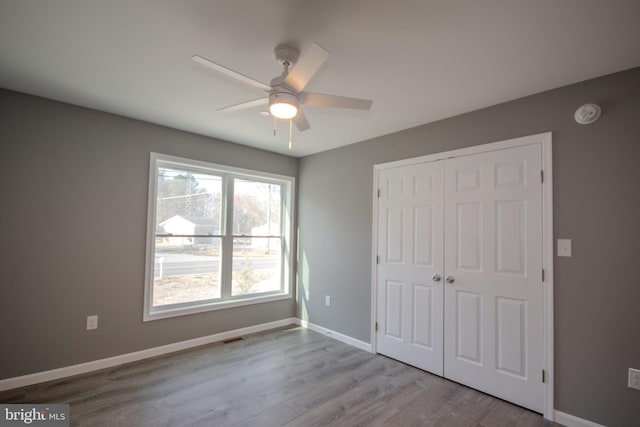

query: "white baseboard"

left=554, top=410, right=606, bottom=427
left=0, top=317, right=298, bottom=392
left=295, top=318, right=373, bottom=352
left=0, top=319, right=606, bottom=427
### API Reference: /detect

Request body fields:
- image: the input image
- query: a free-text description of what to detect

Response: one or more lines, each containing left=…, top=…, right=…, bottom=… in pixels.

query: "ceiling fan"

left=191, top=43, right=373, bottom=143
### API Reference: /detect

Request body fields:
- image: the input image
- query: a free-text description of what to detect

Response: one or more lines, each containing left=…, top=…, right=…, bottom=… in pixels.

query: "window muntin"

left=144, top=154, right=293, bottom=320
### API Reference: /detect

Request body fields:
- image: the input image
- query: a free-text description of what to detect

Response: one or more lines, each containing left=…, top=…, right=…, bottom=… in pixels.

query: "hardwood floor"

left=0, top=327, right=559, bottom=426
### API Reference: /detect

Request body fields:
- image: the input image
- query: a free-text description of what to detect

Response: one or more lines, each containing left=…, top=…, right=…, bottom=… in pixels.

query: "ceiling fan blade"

left=284, top=43, right=329, bottom=93
left=293, top=107, right=310, bottom=132
left=191, top=55, right=271, bottom=92
left=300, top=92, right=373, bottom=110
left=217, top=97, right=268, bottom=112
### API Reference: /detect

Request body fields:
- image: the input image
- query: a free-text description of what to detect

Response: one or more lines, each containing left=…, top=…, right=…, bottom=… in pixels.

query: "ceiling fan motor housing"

left=270, top=90, right=299, bottom=106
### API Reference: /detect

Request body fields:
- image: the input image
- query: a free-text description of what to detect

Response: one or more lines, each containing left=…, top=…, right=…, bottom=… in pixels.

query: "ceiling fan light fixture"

left=269, top=91, right=299, bottom=119
left=270, top=102, right=298, bottom=119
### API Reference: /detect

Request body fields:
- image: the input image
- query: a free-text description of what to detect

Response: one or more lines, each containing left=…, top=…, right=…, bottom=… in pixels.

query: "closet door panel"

left=376, top=162, right=444, bottom=375
left=443, top=144, right=543, bottom=413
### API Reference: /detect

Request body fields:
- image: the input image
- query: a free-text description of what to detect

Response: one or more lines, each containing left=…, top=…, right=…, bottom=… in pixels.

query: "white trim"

left=541, top=133, right=555, bottom=421
left=142, top=153, right=159, bottom=321
left=370, top=167, right=380, bottom=353
left=147, top=152, right=297, bottom=183
left=0, top=318, right=298, bottom=392
left=554, top=410, right=606, bottom=427
left=143, top=152, right=296, bottom=322
left=295, top=319, right=373, bottom=352
left=371, top=132, right=554, bottom=420
left=144, top=293, right=293, bottom=321
left=375, top=133, right=548, bottom=171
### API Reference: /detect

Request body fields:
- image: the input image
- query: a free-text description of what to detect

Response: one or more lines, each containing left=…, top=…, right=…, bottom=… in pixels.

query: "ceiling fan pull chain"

left=288, top=119, right=293, bottom=150
left=273, top=116, right=277, bottom=136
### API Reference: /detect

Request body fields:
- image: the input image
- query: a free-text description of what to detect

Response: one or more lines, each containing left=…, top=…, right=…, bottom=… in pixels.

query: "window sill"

left=143, top=292, right=292, bottom=322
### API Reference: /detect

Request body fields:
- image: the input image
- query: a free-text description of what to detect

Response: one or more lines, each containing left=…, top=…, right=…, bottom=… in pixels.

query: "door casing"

left=370, top=132, right=554, bottom=421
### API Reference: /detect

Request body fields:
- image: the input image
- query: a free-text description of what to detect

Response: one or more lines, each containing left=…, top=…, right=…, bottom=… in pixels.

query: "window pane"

left=232, top=238, right=281, bottom=296
left=153, top=238, right=221, bottom=306
left=233, top=180, right=281, bottom=236
left=156, top=167, right=222, bottom=235
left=146, top=154, right=294, bottom=320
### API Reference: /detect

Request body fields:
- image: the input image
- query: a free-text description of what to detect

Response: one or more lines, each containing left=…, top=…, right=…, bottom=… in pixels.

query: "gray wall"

left=2, top=66, right=639, bottom=426
left=297, top=67, right=640, bottom=426
left=0, top=89, right=297, bottom=379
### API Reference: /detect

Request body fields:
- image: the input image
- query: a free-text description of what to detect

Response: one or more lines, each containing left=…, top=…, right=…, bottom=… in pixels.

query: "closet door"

left=443, top=144, right=543, bottom=412
left=376, top=161, right=444, bottom=375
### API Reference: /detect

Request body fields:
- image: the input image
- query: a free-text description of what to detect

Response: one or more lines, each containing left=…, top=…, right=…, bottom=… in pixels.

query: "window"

left=144, top=153, right=294, bottom=320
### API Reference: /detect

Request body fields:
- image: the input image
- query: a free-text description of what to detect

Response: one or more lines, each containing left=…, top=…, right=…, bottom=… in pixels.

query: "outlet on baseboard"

left=86, top=315, right=98, bottom=331
left=629, top=368, right=640, bottom=390
left=325, top=295, right=331, bottom=306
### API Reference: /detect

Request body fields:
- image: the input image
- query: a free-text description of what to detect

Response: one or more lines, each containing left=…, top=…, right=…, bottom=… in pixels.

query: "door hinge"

left=542, top=369, right=546, bottom=383
left=375, top=322, right=379, bottom=331
left=377, top=189, right=381, bottom=198
left=376, top=255, right=380, bottom=264
left=542, top=268, right=545, bottom=282
left=540, top=170, right=544, bottom=183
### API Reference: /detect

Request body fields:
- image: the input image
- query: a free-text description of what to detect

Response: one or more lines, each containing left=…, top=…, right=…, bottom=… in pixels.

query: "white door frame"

left=371, top=132, right=554, bottom=421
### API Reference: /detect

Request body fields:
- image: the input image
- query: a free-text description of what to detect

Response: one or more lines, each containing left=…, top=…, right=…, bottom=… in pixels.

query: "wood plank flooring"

left=0, top=327, right=559, bottom=426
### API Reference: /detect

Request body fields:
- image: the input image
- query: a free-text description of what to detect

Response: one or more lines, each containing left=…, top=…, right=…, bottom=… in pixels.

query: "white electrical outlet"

left=86, top=315, right=98, bottom=330
left=629, top=368, right=640, bottom=390
left=325, top=295, right=331, bottom=306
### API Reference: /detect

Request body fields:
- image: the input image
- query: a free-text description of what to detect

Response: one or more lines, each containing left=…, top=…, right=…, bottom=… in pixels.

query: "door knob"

left=445, top=275, right=455, bottom=284
left=432, top=274, right=441, bottom=282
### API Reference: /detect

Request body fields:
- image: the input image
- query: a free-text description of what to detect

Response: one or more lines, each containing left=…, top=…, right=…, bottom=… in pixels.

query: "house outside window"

left=144, top=153, right=294, bottom=321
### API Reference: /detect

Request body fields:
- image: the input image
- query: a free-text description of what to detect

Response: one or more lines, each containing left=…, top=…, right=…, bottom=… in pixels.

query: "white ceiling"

left=1, top=1, right=639, bottom=157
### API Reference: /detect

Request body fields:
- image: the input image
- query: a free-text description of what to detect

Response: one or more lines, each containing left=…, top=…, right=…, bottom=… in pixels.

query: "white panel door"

left=376, top=161, right=444, bottom=375
left=443, top=144, right=543, bottom=412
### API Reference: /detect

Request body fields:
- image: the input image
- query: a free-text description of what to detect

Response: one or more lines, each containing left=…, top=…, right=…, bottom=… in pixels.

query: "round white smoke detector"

left=574, top=103, right=601, bottom=125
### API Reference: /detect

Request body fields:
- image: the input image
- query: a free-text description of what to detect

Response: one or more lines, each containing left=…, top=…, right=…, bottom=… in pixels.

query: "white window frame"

left=143, top=153, right=295, bottom=321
